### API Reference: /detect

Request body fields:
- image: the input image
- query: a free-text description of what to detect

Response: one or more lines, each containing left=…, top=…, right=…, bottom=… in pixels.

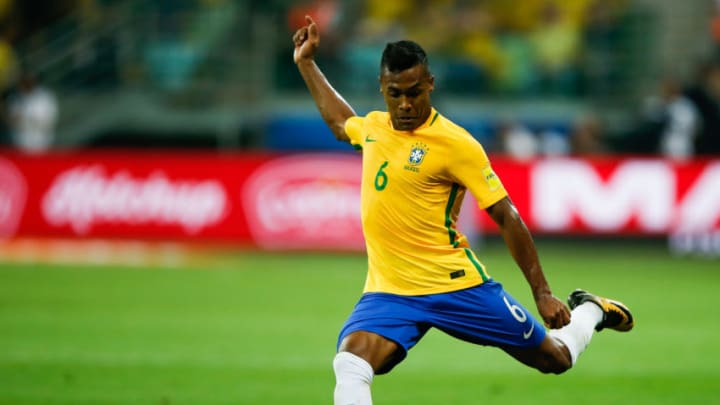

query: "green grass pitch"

left=1, top=239, right=719, bottom=404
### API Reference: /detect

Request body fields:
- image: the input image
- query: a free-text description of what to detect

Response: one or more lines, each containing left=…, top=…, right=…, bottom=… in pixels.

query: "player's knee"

left=333, top=351, right=374, bottom=385
left=536, top=352, right=572, bottom=375
left=333, top=352, right=374, bottom=405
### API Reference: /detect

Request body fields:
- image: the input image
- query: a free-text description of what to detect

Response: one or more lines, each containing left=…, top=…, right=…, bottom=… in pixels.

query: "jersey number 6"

left=374, top=161, right=389, bottom=191
left=503, top=295, right=528, bottom=323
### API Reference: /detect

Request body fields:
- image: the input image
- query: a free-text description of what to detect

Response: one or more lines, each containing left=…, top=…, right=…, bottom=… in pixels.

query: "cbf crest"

left=407, top=142, right=429, bottom=166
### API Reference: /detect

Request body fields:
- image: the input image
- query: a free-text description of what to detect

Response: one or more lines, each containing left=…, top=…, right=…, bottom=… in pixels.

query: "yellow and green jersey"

left=345, top=108, right=508, bottom=295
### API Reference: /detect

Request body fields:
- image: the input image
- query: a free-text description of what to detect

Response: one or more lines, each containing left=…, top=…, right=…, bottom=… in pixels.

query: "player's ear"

left=428, top=75, right=435, bottom=92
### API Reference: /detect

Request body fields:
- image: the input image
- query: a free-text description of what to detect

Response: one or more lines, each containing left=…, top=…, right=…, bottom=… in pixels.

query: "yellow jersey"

left=345, top=108, right=508, bottom=295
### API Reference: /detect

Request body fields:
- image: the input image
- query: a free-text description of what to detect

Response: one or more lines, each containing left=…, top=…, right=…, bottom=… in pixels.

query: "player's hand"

left=536, top=294, right=571, bottom=329
left=293, top=15, right=320, bottom=64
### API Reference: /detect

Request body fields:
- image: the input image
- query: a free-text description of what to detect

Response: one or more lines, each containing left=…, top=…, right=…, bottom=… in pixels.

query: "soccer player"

left=292, top=16, right=634, bottom=405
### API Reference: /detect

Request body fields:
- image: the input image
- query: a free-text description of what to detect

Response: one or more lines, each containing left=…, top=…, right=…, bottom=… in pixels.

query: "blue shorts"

left=337, top=280, right=546, bottom=374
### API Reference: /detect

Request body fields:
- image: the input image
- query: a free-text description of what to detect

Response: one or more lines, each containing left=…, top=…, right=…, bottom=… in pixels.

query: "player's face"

left=380, top=64, right=434, bottom=131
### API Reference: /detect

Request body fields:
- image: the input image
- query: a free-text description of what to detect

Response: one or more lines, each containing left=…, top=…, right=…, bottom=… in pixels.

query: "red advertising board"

left=1, top=149, right=718, bottom=250
left=0, top=150, right=271, bottom=242
left=477, top=157, right=720, bottom=236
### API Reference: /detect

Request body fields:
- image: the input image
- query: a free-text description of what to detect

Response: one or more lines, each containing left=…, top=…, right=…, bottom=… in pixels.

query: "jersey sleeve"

left=344, top=116, right=365, bottom=151
left=449, top=134, right=508, bottom=209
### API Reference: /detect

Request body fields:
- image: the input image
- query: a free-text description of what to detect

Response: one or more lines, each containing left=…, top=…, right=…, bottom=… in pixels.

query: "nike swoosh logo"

left=523, top=322, right=535, bottom=340
left=365, top=136, right=376, bottom=142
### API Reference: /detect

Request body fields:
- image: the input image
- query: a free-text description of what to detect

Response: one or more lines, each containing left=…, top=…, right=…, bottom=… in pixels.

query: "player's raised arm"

left=486, top=197, right=571, bottom=329
left=293, top=15, right=355, bottom=143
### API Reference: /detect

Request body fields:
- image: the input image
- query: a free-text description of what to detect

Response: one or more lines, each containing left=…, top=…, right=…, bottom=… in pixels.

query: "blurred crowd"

left=282, top=0, right=631, bottom=97
left=282, top=0, right=719, bottom=158
left=0, top=0, right=717, bottom=157
left=489, top=57, right=720, bottom=159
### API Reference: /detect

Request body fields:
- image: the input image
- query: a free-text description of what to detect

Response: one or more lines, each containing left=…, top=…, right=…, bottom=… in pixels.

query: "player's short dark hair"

left=380, top=40, right=429, bottom=73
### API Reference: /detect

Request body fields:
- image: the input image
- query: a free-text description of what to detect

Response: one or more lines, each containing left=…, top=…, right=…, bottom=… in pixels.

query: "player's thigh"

left=337, top=292, right=431, bottom=374
left=430, top=281, right=546, bottom=348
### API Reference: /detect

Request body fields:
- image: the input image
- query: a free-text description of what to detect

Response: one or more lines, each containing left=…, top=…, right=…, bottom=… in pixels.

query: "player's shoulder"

left=364, top=110, right=390, bottom=124
left=432, top=112, right=477, bottom=143
left=346, top=111, right=389, bottom=141
left=346, top=111, right=388, bottom=130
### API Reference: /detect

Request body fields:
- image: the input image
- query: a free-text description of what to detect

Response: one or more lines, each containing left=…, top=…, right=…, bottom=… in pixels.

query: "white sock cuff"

left=333, top=352, right=374, bottom=383
left=548, top=303, right=603, bottom=365
left=548, top=328, right=580, bottom=365
left=334, top=352, right=374, bottom=405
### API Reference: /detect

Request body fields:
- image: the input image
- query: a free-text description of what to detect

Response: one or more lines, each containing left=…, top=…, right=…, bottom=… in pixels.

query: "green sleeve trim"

left=444, top=183, right=460, bottom=247
left=445, top=181, right=491, bottom=281
left=464, top=248, right=490, bottom=281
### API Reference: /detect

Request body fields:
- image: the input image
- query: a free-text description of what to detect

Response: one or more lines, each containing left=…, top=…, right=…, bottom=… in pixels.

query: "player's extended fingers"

left=306, top=15, right=319, bottom=40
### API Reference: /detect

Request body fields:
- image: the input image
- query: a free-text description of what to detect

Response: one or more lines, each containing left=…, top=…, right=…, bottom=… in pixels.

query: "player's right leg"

left=334, top=331, right=399, bottom=405
left=333, top=293, right=430, bottom=405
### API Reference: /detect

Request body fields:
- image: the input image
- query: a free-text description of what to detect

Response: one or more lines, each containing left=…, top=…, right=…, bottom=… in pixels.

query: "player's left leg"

left=502, top=333, right=574, bottom=374
left=502, top=299, right=602, bottom=374
left=427, top=281, right=634, bottom=375
left=504, top=289, right=634, bottom=374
